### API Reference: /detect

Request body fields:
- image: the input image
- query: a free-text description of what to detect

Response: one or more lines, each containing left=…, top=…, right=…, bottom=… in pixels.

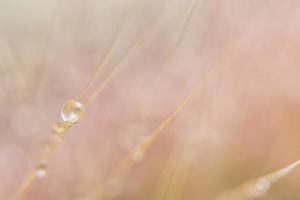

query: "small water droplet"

left=245, top=178, right=271, bottom=198
left=36, top=162, right=47, bottom=178
left=51, top=121, right=70, bottom=143
left=61, top=100, right=85, bottom=124
left=52, top=121, right=70, bottom=134
left=131, top=150, right=144, bottom=162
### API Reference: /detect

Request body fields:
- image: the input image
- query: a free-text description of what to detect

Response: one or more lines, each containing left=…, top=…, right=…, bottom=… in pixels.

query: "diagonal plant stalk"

left=79, top=31, right=246, bottom=200
left=94, top=33, right=249, bottom=199
left=160, top=0, right=199, bottom=65
left=9, top=1, right=256, bottom=199
left=81, top=55, right=223, bottom=200
left=84, top=0, right=198, bottom=105
left=10, top=11, right=157, bottom=200
left=215, top=159, right=300, bottom=200
left=76, top=1, right=200, bottom=199
left=11, top=1, right=177, bottom=198
left=142, top=0, right=203, bottom=102
left=77, top=24, right=122, bottom=102
left=150, top=142, right=193, bottom=200
left=12, top=36, right=146, bottom=200
left=10, top=32, right=120, bottom=200
left=85, top=26, right=153, bottom=105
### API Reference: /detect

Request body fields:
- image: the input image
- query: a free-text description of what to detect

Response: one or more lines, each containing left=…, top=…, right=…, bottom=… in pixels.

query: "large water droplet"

left=61, top=100, right=85, bottom=124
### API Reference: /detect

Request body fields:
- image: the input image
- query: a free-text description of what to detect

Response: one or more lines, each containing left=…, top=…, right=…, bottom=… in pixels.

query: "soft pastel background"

left=0, top=0, right=299, bottom=199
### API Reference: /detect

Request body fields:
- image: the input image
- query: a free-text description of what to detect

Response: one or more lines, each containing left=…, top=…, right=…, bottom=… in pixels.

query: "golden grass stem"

left=10, top=2, right=162, bottom=200
left=76, top=1, right=201, bottom=199
left=86, top=27, right=152, bottom=105
left=10, top=124, right=71, bottom=200
left=89, top=34, right=244, bottom=199
left=78, top=25, right=122, bottom=102
left=151, top=143, right=191, bottom=200
left=215, top=159, right=300, bottom=200
left=162, top=0, right=198, bottom=63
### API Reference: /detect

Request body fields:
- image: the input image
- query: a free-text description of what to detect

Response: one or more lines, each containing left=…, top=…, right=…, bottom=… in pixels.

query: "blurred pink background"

left=0, top=0, right=300, bottom=199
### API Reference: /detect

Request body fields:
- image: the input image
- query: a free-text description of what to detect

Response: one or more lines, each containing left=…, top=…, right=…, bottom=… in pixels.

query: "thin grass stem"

left=216, top=159, right=300, bottom=200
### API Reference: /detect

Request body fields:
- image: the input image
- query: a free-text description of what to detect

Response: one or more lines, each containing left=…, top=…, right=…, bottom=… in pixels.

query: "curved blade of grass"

left=216, top=159, right=300, bottom=200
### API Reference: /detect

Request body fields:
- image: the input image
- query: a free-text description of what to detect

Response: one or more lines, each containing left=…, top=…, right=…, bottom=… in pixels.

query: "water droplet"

left=255, top=178, right=271, bottom=192
left=36, top=162, right=47, bottom=178
left=131, top=150, right=144, bottom=162
left=61, top=100, right=85, bottom=124
left=52, top=121, right=70, bottom=134
left=245, top=178, right=271, bottom=198
left=50, top=122, right=70, bottom=144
